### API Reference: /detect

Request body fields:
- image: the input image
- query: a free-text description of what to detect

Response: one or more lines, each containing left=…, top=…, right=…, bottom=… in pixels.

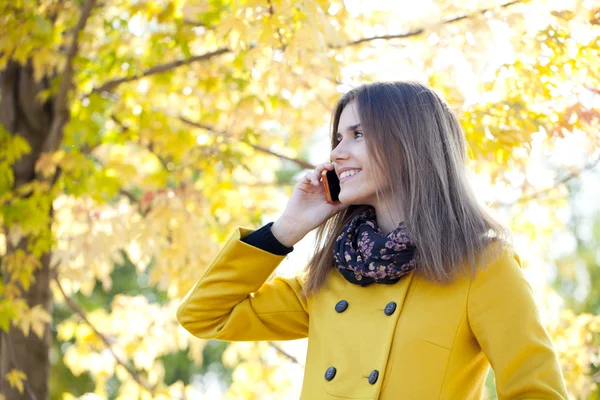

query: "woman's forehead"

left=339, top=101, right=360, bottom=126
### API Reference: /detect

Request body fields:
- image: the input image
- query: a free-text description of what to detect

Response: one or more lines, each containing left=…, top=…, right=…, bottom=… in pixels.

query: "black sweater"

left=240, top=221, right=295, bottom=256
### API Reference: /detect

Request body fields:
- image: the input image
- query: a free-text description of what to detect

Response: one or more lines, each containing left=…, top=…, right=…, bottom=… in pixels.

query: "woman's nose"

left=330, top=144, right=348, bottom=162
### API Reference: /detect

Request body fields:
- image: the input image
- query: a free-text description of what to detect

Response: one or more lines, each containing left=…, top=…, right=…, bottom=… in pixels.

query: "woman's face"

left=330, top=101, right=388, bottom=207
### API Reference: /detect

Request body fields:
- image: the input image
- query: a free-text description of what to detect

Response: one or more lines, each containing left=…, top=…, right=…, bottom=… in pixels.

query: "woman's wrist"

left=270, top=215, right=307, bottom=248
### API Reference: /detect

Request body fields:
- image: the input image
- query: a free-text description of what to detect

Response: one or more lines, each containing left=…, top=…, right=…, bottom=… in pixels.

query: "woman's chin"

left=338, top=191, right=359, bottom=205
left=338, top=187, right=376, bottom=207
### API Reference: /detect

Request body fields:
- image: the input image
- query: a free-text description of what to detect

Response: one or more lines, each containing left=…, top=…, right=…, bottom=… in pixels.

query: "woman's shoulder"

left=470, top=241, right=526, bottom=290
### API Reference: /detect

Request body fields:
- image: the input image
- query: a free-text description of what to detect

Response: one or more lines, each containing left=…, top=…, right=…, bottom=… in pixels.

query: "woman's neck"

left=372, top=205, right=404, bottom=235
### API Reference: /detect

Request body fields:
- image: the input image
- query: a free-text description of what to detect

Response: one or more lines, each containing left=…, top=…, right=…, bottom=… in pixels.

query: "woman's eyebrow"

left=336, top=123, right=361, bottom=135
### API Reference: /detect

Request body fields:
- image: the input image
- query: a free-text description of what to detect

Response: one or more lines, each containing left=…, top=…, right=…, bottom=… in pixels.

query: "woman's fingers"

left=316, top=162, right=334, bottom=176
left=314, top=163, right=328, bottom=184
left=304, top=162, right=334, bottom=186
left=304, top=172, right=319, bottom=186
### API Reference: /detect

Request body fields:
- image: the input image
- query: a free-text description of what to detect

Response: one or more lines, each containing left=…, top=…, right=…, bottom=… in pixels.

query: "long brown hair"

left=302, top=81, right=513, bottom=297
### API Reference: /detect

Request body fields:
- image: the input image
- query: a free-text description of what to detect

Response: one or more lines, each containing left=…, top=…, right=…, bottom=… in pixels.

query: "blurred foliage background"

left=0, top=0, right=599, bottom=399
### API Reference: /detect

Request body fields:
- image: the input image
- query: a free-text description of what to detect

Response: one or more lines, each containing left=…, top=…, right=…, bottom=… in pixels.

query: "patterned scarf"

left=333, top=206, right=417, bottom=286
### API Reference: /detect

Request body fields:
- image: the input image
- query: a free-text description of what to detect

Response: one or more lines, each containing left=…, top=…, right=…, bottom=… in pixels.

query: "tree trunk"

left=1, top=241, right=52, bottom=400
left=0, top=60, right=54, bottom=400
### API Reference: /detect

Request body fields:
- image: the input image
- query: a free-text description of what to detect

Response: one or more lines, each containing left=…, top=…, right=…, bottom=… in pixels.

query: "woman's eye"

left=336, top=131, right=363, bottom=143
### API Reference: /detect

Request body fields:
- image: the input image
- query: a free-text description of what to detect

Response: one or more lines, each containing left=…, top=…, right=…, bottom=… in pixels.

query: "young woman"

left=177, top=81, right=568, bottom=399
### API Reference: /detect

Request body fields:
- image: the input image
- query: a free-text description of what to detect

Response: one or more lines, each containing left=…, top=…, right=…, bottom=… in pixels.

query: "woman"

left=177, top=81, right=568, bottom=399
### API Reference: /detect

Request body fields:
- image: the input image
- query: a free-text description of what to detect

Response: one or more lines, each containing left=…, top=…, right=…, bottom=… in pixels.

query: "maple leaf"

left=34, top=152, right=57, bottom=178
left=14, top=304, right=51, bottom=338
left=4, top=369, right=27, bottom=395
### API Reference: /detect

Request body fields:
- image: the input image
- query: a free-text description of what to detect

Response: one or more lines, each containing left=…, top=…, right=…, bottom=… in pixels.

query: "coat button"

left=384, top=301, right=397, bottom=316
left=368, top=369, right=379, bottom=384
left=335, top=300, right=348, bottom=313
left=325, top=366, right=337, bottom=381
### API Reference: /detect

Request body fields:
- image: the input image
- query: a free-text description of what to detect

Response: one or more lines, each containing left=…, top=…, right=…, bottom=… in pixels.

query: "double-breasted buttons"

left=335, top=300, right=349, bottom=313
left=368, top=370, right=379, bottom=384
left=325, top=366, right=337, bottom=381
left=384, top=301, right=397, bottom=316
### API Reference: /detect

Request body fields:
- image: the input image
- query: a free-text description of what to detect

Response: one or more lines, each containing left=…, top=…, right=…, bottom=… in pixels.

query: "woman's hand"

left=272, top=162, right=350, bottom=246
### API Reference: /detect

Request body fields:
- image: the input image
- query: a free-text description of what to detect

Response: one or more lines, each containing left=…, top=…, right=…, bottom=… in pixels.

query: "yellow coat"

left=177, top=226, right=568, bottom=399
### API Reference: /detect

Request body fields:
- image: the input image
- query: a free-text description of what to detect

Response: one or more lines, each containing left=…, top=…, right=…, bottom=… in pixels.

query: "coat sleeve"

left=176, top=226, right=309, bottom=341
left=467, top=248, right=569, bottom=399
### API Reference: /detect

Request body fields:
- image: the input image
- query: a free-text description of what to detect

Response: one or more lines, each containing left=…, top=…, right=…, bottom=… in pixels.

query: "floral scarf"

left=333, top=206, right=417, bottom=286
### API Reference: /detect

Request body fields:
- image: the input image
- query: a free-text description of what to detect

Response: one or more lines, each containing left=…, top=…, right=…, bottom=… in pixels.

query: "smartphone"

left=321, top=169, right=340, bottom=204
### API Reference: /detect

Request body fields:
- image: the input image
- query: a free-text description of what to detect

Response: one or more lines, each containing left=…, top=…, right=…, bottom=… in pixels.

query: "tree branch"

left=498, top=152, right=600, bottom=208
left=178, top=116, right=316, bottom=170
left=83, top=0, right=524, bottom=101
left=43, top=0, right=97, bottom=153
left=593, top=368, right=600, bottom=384
left=54, top=277, right=156, bottom=393
left=335, top=0, right=524, bottom=48
left=182, top=18, right=208, bottom=28
left=110, top=113, right=171, bottom=171
left=119, top=188, right=139, bottom=204
left=92, top=47, right=230, bottom=94
left=267, top=0, right=287, bottom=51
left=268, top=341, right=303, bottom=367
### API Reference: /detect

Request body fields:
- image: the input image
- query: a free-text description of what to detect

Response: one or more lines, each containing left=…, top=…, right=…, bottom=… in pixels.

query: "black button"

left=335, top=300, right=348, bottom=313
left=325, top=366, right=337, bottom=381
left=384, top=301, right=397, bottom=315
left=368, top=370, right=379, bottom=384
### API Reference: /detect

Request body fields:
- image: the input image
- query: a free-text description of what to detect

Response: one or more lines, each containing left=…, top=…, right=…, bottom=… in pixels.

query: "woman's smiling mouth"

left=340, top=170, right=361, bottom=184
